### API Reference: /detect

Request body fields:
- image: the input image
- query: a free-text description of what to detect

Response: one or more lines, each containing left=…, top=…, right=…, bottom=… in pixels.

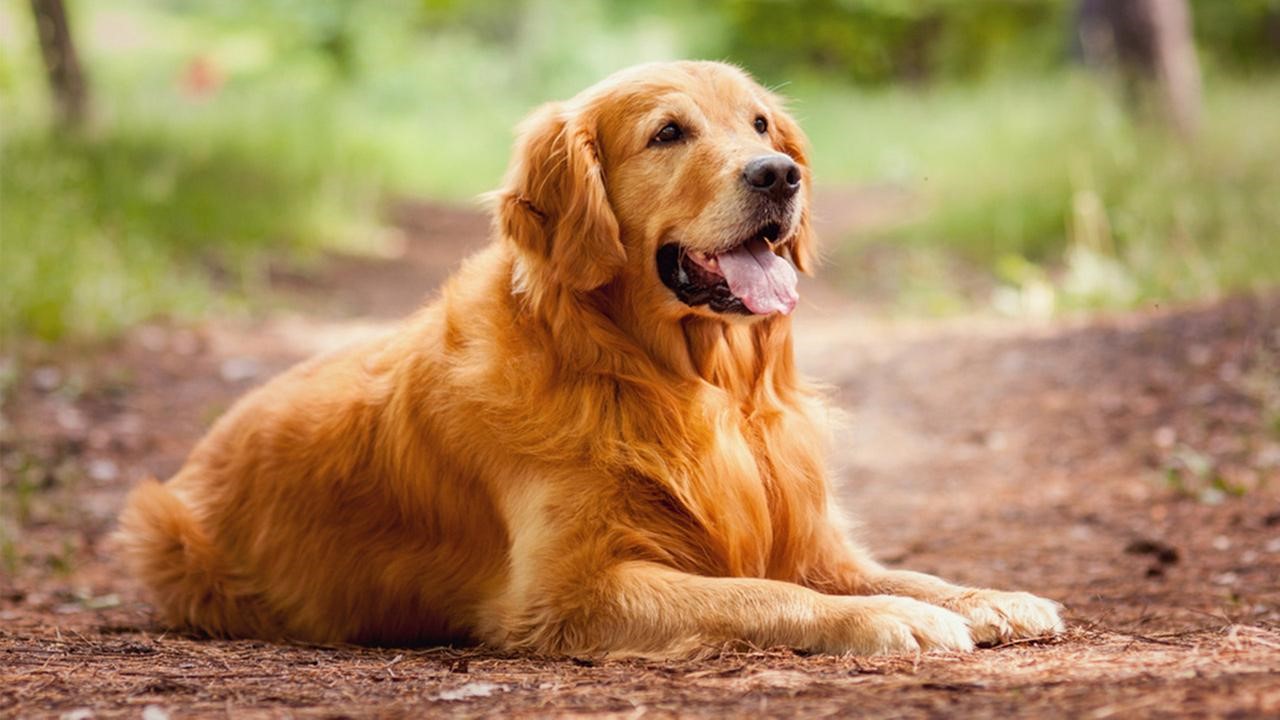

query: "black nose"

left=742, top=154, right=801, bottom=201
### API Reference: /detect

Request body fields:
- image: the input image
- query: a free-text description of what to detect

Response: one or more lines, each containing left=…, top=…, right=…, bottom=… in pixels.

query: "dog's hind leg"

left=115, top=478, right=274, bottom=638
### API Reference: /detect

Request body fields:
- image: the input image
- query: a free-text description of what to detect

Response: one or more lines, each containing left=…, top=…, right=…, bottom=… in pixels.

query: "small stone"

left=1198, top=487, right=1226, bottom=505
left=142, top=705, right=170, bottom=720
left=1069, top=524, right=1093, bottom=541
left=83, top=594, right=121, bottom=610
left=33, top=366, right=63, bottom=392
left=1256, top=445, right=1280, bottom=469
left=436, top=682, right=503, bottom=701
left=55, top=405, right=86, bottom=433
left=87, top=458, right=119, bottom=483
left=219, top=357, right=260, bottom=383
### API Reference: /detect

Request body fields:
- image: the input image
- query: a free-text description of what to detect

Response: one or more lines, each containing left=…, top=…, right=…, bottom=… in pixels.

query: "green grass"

left=792, top=74, right=1280, bottom=314
left=0, top=114, right=389, bottom=341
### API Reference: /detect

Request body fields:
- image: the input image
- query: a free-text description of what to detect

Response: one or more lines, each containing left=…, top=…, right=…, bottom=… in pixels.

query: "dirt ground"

left=3, top=195, right=1279, bottom=718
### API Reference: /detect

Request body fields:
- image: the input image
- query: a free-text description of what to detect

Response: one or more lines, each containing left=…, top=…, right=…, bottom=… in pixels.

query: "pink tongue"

left=715, top=239, right=799, bottom=315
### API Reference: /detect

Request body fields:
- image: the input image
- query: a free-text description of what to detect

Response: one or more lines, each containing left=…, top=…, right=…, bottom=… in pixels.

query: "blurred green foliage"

left=0, top=108, right=387, bottom=340
left=1190, top=0, right=1280, bottom=72
left=418, top=0, right=1280, bottom=84
left=1, top=0, right=1278, bottom=343
left=813, top=75, right=1280, bottom=314
left=722, top=0, right=1279, bottom=85
left=718, top=0, right=1073, bottom=84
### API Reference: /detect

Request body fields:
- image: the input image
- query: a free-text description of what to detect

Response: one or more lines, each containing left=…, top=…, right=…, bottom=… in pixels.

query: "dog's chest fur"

left=634, top=385, right=830, bottom=581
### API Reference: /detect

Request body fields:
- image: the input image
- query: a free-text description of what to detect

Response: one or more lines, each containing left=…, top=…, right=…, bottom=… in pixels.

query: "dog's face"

left=497, top=61, right=814, bottom=321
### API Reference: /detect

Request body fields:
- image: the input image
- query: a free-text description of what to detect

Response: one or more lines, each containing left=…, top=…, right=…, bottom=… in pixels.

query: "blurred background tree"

left=1077, top=0, right=1201, bottom=138
left=2, top=0, right=1278, bottom=342
left=29, top=0, right=88, bottom=127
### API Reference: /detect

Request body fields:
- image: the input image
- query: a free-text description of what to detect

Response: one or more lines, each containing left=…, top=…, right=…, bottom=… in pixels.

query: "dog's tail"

left=116, top=478, right=265, bottom=637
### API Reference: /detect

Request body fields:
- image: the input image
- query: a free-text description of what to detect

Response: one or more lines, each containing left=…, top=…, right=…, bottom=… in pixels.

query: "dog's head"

left=496, top=61, right=815, bottom=321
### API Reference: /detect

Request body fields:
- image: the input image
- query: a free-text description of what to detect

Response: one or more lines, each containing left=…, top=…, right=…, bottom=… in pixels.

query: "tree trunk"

left=30, top=0, right=88, bottom=128
left=1147, top=0, right=1200, bottom=138
left=1077, top=0, right=1201, bottom=139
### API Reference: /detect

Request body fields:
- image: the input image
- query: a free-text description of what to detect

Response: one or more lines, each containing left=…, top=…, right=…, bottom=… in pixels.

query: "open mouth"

left=657, top=222, right=799, bottom=316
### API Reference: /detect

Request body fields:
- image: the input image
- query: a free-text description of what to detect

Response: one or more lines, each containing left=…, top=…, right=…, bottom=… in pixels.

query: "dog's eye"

left=651, top=122, right=683, bottom=146
left=754, top=116, right=768, bottom=134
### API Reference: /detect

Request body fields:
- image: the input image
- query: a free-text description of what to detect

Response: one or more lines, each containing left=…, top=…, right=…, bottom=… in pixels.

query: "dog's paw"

left=943, top=589, right=1064, bottom=645
left=831, top=595, right=975, bottom=656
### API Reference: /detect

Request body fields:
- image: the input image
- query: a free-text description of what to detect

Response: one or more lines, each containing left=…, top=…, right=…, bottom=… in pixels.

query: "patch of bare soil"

left=3, top=197, right=1279, bottom=718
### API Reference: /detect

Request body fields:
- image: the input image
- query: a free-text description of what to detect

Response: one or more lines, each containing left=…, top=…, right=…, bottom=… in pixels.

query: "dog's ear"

left=769, top=98, right=817, bottom=275
left=496, top=102, right=624, bottom=290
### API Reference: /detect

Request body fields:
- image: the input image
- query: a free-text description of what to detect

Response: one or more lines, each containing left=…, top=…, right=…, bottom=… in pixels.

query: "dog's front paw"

left=943, top=589, right=1064, bottom=645
left=831, top=595, right=975, bottom=656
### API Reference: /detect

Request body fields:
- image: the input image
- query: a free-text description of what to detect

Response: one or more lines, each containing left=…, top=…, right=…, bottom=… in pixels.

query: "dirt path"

left=3, top=197, right=1279, bottom=718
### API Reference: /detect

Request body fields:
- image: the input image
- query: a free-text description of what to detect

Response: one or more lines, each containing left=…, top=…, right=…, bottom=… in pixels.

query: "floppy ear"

left=769, top=99, right=818, bottom=274
left=496, top=102, right=625, bottom=290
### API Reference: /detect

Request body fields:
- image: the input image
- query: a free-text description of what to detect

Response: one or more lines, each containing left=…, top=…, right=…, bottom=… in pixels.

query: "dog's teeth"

left=689, top=251, right=717, bottom=269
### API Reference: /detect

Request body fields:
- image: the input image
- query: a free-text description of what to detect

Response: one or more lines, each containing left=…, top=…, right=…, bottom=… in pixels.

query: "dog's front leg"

left=803, top=525, right=1065, bottom=645
left=497, top=560, right=974, bottom=658
left=861, top=567, right=1064, bottom=645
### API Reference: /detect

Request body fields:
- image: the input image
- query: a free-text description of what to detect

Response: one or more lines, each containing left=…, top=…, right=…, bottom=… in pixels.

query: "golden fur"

left=117, top=61, right=1063, bottom=656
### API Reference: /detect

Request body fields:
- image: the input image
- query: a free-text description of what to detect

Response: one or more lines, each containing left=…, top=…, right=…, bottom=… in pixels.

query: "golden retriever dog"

left=117, top=61, right=1063, bottom=656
